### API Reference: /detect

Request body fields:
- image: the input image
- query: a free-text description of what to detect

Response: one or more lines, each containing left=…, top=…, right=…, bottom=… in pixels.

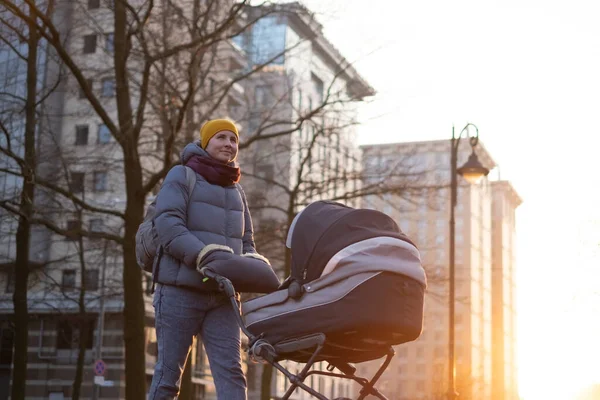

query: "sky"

left=301, top=0, right=600, bottom=399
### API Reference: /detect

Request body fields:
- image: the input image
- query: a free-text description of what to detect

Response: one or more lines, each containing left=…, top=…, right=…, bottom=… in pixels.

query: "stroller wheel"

left=249, top=339, right=275, bottom=364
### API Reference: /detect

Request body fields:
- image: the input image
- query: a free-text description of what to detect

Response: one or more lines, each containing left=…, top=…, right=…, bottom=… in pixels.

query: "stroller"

left=200, top=201, right=427, bottom=400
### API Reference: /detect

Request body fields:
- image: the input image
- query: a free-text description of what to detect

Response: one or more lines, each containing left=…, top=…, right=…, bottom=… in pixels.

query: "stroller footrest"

left=274, top=333, right=326, bottom=354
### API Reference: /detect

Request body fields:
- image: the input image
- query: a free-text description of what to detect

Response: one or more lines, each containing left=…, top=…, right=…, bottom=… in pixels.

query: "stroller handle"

left=199, top=267, right=236, bottom=297
left=199, top=267, right=258, bottom=343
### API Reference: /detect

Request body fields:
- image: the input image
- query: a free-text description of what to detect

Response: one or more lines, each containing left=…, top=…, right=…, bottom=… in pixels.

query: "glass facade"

left=0, top=13, right=47, bottom=265
left=246, top=16, right=286, bottom=66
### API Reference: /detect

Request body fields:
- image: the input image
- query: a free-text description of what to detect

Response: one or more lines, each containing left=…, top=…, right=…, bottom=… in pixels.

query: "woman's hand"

left=196, top=244, right=234, bottom=271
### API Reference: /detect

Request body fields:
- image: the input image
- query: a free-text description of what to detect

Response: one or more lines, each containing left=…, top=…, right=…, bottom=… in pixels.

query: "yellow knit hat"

left=200, top=119, right=239, bottom=149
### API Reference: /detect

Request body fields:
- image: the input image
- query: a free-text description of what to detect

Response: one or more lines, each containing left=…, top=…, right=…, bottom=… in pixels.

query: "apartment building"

left=359, top=139, right=520, bottom=400
left=234, top=4, right=374, bottom=399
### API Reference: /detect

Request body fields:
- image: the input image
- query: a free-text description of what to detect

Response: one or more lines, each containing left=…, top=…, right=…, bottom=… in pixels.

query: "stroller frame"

left=203, top=268, right=395, bottom=400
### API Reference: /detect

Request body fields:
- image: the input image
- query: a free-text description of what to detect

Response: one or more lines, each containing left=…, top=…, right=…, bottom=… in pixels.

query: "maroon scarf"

left=185, top=155, right=240, bottom=186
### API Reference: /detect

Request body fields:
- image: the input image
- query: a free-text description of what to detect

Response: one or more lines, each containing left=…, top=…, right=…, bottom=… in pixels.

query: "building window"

left=93, top=171, right=108, bottom=192
left=83, top=34, right=97, bottom=54
left=311, top=73, right=324, bottom=104
left=297, top=89, right=302, bottom=111
left=66, top=220, right=81, bottom=241
left=209, top=78, right=216, bottom=95
left=248, top=111, right=261, bottom=134
left=89, top=218, right=103, bottom=233
left=436, top=234, right=445, bottom=245
left=254, top=85, right=270, bottom=106
left=88, top=0, right=100, bottom=8
left=105, top=33, right=114, bottom=53
left=62, top=270, right=76, bottom=290
left=75, top=125, right=89, bottom=145
left=5, top=272, right=15, bottom=293
left=56, top=318, right=95, bottom=349
left=84, top=270, right=99, bottom=291
left=79, top=78, right=93, bottom=99
left=70, top=172, right=85, bottom=193
left=101, top=78, right=115, bottom=97
left=89, top=219, right=103, bottom=241
left=97, top=124, right=111, bottom=144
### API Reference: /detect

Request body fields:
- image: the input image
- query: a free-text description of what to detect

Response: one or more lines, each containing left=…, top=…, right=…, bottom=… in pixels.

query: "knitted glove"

left=196, top=244, right=234, bottom=272
left=241, top=252, right=270, bottom=265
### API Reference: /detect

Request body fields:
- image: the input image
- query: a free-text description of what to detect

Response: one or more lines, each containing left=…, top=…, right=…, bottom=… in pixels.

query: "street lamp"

left=448, top=123, right=489, bottom=400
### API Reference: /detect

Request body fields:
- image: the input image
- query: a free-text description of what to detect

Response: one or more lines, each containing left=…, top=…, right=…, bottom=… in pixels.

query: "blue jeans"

left=148, top=284, right=247, bottom=399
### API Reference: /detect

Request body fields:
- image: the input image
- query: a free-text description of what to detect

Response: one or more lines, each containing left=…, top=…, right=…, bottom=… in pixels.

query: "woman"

left=148, top=119, right=266, bottom=399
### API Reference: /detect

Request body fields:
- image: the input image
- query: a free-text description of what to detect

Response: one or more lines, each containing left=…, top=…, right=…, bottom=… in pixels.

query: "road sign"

left=94, top=359, right=106, bottom=376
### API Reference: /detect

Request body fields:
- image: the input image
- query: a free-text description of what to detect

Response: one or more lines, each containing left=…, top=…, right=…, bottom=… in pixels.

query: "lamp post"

left=448, top=123, right=489, bottom=400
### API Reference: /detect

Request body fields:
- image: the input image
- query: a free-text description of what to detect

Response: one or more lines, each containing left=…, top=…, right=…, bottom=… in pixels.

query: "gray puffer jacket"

left=153, top=142, right=256, bottom=291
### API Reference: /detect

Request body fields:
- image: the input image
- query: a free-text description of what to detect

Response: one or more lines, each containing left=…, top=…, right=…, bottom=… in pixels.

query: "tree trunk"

left=113, top=0, right=148, bottom=391
left=11, top=5, right=39, bottom=399
left=123, top=210, right=147, bottom=399
left=260, top=363, right=273, bottom=400
left=122, top=156, right=147, bottom=399
left=72, top=229, right=88, bottom=400
left=72, top=317, right=90, bottom=400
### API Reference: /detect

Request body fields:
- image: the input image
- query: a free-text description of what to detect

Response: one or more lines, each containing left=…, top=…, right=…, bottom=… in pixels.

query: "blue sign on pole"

left=94, top=359, right=106, bottom=377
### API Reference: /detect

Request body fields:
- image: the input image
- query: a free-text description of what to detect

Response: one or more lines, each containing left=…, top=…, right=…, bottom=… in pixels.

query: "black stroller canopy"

left=289, top=201, right=415, bottom=283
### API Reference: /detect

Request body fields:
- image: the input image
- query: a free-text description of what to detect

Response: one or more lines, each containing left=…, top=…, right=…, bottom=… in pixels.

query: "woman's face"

left=205, top=130, right=238, bottom=163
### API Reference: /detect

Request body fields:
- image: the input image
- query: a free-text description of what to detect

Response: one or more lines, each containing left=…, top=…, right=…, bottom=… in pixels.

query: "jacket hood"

left=181, top=141, right=208, bottom=164
left=180, top=141, right=238, bottom=167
